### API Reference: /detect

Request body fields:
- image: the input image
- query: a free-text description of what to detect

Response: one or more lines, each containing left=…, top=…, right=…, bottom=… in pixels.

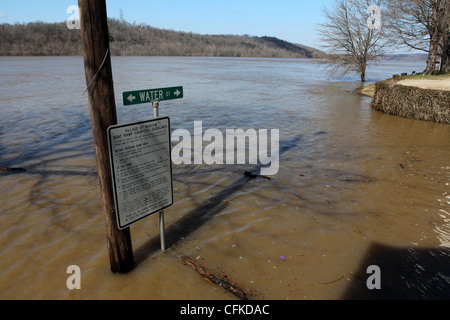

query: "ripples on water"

left=0, top=57, right=449, bottom=299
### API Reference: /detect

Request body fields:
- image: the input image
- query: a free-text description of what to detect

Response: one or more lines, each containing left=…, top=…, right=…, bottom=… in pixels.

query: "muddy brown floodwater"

left=0, top=57, right=449, bottom=299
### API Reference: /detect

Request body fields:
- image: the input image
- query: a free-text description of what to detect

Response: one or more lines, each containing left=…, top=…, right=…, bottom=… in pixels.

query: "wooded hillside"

left=0, top=19, right=324, bottom=58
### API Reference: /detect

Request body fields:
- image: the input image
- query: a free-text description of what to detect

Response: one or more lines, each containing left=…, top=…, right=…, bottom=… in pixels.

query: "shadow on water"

left=0, top=109, right=99, bottom=235
left=342, top=243, right=450, bottom=300
left=0, top=109, right=93, bottom=169
left=134, top=134, right=304, bottom=266
left=0, top=167, right=97, bottom=177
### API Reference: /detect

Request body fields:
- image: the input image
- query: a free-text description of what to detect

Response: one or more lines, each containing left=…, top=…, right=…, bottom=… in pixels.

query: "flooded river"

left=0, top=57, right=449, bottom=300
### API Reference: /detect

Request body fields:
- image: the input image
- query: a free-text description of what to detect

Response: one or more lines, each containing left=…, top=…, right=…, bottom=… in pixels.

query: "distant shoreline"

left=0, top=19, right=324, bottom=59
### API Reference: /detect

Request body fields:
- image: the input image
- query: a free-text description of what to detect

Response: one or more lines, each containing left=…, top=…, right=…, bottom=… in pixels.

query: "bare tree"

left=384, top=0, right=449, bottom=74
left=318, top=0, right=388, bottom=82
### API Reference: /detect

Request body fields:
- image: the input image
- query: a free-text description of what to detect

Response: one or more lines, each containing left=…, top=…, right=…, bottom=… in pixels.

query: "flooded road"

left=0, top=57, right=449, bottom=299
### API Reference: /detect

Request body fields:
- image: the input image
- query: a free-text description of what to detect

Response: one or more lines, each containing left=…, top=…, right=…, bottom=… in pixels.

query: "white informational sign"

left=108, top=117, right=173, bottom=230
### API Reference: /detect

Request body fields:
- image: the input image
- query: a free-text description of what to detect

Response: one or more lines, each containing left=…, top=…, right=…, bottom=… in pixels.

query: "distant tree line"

left=0, top=19, right=324, bottom=58
left=0, top=21, right=81, bottom=55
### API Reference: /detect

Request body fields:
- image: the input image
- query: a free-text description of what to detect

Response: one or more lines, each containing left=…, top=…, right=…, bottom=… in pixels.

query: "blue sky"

left=0, top=0, right=336, bottom=48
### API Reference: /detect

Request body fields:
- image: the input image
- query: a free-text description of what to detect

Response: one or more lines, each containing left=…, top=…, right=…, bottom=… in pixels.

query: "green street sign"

left=123, top=86, right=183, bottom=106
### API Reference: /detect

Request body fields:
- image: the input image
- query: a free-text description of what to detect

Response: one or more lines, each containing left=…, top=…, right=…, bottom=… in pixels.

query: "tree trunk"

left=360, top=68, right=366, bottom=82
left=440, top=25, right=450, bottom=73
left=359, top=58, right=367, bottom=82
left=424, top=39, right=439, bottom=75
left=423, top=0, right=447, bottom=75
left=441, top=39, right=450, bottom=73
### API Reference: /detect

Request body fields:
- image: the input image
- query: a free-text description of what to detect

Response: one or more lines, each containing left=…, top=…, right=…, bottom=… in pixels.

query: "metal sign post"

left=153, top=100, right=166, bottom=252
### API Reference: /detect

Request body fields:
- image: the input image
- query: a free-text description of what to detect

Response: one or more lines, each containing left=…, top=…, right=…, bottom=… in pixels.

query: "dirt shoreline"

left=397, top=77, right=450, bottom=91
left=356, top=83, right=376, bottom=97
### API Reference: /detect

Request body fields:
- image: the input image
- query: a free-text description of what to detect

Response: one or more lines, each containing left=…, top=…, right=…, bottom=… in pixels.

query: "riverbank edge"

left=358, top=77, right=449, bottom=124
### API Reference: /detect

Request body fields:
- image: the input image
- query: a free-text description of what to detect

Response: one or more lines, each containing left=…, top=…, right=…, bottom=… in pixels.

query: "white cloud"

left=0, top=13, right=6, bottom=18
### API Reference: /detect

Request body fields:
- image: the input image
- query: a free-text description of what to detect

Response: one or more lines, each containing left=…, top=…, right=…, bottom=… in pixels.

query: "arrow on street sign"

left=127, top=94, right=136, bottom=103
left=123, top=86, right=183, bottom=106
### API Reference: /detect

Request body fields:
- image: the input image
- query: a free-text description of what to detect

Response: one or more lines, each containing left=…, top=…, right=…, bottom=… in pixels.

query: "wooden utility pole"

left=78, top=0, right=134, bottom=273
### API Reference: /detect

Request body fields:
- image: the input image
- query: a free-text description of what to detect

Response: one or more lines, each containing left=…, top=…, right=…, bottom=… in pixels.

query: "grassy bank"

left=356, top=83, right=376, bottom=97
left=398, top=72, right=450, bottom=81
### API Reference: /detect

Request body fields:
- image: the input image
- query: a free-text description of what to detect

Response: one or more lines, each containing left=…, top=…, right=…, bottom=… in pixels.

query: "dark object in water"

left=244, top=171, right=272, bottom=180
left=315, top=131, right=327, bottom=136
left=0, top=167, right=27, bottom=175
left=244, top=171, right=258, bottom=179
